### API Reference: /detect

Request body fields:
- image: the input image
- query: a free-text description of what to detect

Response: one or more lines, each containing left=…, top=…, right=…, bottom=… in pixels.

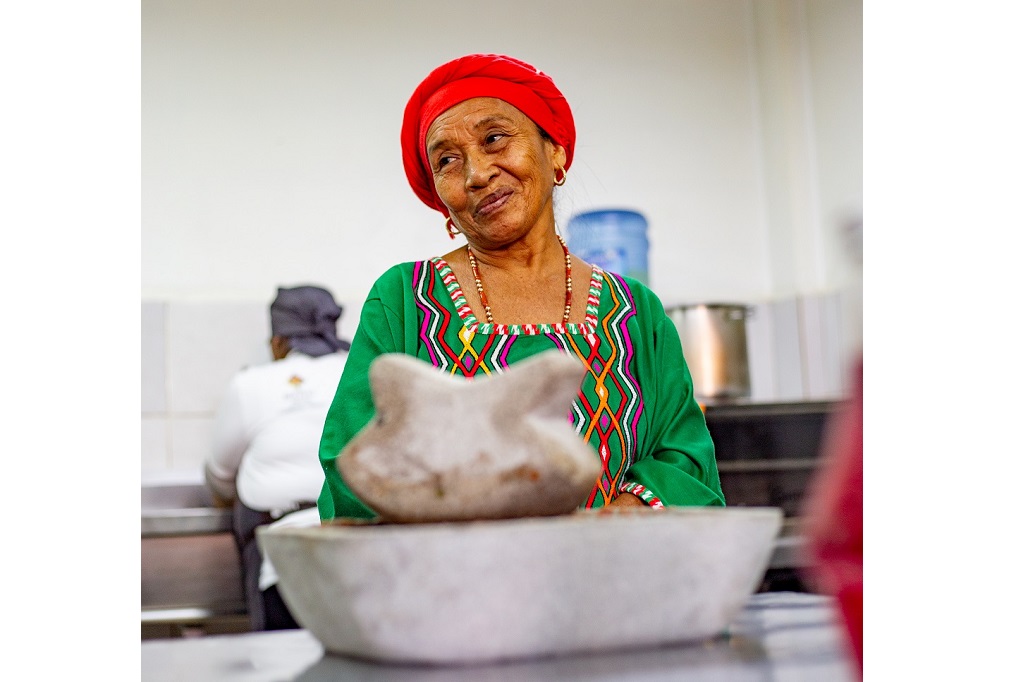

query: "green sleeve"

left=620, top=286, right=726, bottom=508
left=317, top=264, right=419, bottom=520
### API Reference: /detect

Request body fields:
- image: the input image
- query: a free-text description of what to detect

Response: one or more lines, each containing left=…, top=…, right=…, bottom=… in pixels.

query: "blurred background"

left=142, top=0, right=862, bottom=479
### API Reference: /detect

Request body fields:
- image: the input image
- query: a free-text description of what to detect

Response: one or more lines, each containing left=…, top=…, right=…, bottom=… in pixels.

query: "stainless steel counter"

left=142, top=482, right=246, bottom=635
left=142, top=483, right=232, bottom=537
left=141, top=591, right=857, bottom=681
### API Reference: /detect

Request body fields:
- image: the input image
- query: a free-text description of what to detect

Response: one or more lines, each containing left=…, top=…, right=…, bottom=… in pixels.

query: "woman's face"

left=425, top=97, right=567, bottom=248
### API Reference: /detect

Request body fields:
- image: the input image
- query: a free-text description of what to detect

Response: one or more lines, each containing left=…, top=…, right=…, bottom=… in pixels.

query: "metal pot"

left=667, top=303, right=752, bottom=402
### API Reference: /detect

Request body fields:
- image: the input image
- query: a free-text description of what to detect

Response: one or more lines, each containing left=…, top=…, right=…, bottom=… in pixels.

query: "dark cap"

left=270, top=285, right=350, bottom=357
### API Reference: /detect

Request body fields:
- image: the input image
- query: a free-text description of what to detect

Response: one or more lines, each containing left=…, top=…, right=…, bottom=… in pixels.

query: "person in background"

left=317, top=54, right=724, bottom=522
left=205, top=285, right=349, bottom=631
left=801, top=216, right=863, bottom=674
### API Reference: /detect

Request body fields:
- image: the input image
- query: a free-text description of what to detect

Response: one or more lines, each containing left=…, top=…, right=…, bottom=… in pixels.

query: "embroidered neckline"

left=431, top=257, right=604, bottom=336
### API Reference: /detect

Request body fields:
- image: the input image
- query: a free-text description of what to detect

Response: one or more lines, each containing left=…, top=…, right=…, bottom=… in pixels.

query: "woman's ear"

left=551, top=143, right=568, bottom=172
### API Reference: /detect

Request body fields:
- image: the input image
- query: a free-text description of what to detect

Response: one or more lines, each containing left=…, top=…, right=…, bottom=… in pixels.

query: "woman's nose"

left=464, top=150, right=496, bottom=188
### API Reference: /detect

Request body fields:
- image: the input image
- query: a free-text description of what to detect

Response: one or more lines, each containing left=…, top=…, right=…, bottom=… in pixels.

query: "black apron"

left=231, top=500, right=307, bottom=631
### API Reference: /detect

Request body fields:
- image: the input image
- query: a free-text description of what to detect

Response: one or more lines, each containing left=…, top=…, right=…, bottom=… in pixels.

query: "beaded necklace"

left=466, top=234, right=573, bottom=325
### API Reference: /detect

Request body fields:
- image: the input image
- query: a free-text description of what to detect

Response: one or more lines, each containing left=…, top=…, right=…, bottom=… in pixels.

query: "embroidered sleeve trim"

left=618, top=481, right=665, bottom=509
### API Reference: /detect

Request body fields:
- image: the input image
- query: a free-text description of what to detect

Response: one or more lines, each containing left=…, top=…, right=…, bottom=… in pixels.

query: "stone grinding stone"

left=337, top=350, right=603, bottom=523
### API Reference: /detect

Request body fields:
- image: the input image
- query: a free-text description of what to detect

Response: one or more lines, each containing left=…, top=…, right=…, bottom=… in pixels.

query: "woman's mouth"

left=475, top=188, right=513, bottom=217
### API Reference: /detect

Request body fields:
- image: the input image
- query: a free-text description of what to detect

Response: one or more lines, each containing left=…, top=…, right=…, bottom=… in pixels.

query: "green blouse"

left=317, top=259, right=725, bottom=520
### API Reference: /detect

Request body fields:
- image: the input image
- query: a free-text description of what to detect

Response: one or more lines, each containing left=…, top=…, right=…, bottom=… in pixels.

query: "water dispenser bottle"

left=565, top=209, right=649, bottom=285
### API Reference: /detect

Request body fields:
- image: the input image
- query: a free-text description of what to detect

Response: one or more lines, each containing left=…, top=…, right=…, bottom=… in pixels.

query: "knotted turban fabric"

left=270, top=286, right=350, bottom=357
left=400, top=53, right=577, bottom=217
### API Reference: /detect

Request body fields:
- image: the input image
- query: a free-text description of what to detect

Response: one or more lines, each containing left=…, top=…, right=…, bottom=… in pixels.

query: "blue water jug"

left=565, top=209, right=649, bottom=285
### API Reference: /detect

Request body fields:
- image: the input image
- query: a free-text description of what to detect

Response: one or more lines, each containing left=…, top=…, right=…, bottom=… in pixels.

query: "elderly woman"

left=317, top=54, right=724, bottom=520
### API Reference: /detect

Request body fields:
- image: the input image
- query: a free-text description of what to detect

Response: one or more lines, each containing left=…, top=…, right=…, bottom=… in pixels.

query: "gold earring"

left=554, top=166, right=567, bottom=186
left=445, top=217, right=461, bottom=239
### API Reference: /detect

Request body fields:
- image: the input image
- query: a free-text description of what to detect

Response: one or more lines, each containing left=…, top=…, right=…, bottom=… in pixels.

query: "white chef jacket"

left=205, top=350, right=346, bottom=516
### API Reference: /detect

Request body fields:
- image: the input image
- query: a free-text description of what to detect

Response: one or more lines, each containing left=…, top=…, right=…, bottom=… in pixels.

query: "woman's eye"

left=485, top=132, right=505, bottom=145
left=436, top=155, right=456, bottom=170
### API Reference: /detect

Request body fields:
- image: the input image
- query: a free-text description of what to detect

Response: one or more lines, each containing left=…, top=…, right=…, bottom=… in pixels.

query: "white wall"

left=141, top=0, right=862, bottom=477
left=750, top=0, right=861, bottom=341
left=143, top=0, right=861, bottom=305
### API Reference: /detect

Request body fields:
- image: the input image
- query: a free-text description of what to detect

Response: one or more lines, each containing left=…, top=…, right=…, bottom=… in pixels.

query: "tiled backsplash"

left=141, top=298, right=360, bottom=480
left=745, top=293, right=849, bottom=404
left=142, top=301, right=268, bottom=477
left=141, top=293, right=855, bottom=478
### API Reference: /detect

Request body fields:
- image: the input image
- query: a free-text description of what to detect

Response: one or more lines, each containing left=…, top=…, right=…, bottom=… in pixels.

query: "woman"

left=317, top=53, right=724, bottom=520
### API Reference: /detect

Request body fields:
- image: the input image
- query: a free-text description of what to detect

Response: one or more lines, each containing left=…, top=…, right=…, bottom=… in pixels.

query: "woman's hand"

left=599, top=492, right=647, bottom=512
left=609, top=492, right=644, bottom=507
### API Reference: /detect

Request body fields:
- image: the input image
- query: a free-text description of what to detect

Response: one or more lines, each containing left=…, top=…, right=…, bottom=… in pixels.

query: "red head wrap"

left=401, top=54, right=576, bottom=217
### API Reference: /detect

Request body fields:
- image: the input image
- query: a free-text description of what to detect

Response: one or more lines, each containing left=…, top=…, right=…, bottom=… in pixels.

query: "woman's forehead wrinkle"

left=425, top=120, right=456, bottom=156
left=474, top=113, right=516, bottom=129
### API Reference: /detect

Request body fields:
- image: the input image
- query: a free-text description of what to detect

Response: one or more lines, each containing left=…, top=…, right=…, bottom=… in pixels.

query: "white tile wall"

left=143, top=300, right=269, bottom=476
left=770, top=298, right=806, bottom=401
left=744, top=302, right=774, bottom=402
left=837, top=285, right=863, bottom=373
left=799, top=293, right=844, bottom=399
left=745, top=294, right=846, bottom=404
left=141, top=416, right=169, bottom=472
left=141, top=301, right=166, bottom=414
left=170, top=415, right=217, bottom=473
left=166, top=301, right=272, bottom=414
left=821, top=293, right=845, bottom=389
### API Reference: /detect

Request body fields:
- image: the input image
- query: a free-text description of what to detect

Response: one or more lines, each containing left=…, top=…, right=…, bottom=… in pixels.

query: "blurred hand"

left=602, top=492, right=646, bottom=511
left=609, top=492, right=644, bottom=507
